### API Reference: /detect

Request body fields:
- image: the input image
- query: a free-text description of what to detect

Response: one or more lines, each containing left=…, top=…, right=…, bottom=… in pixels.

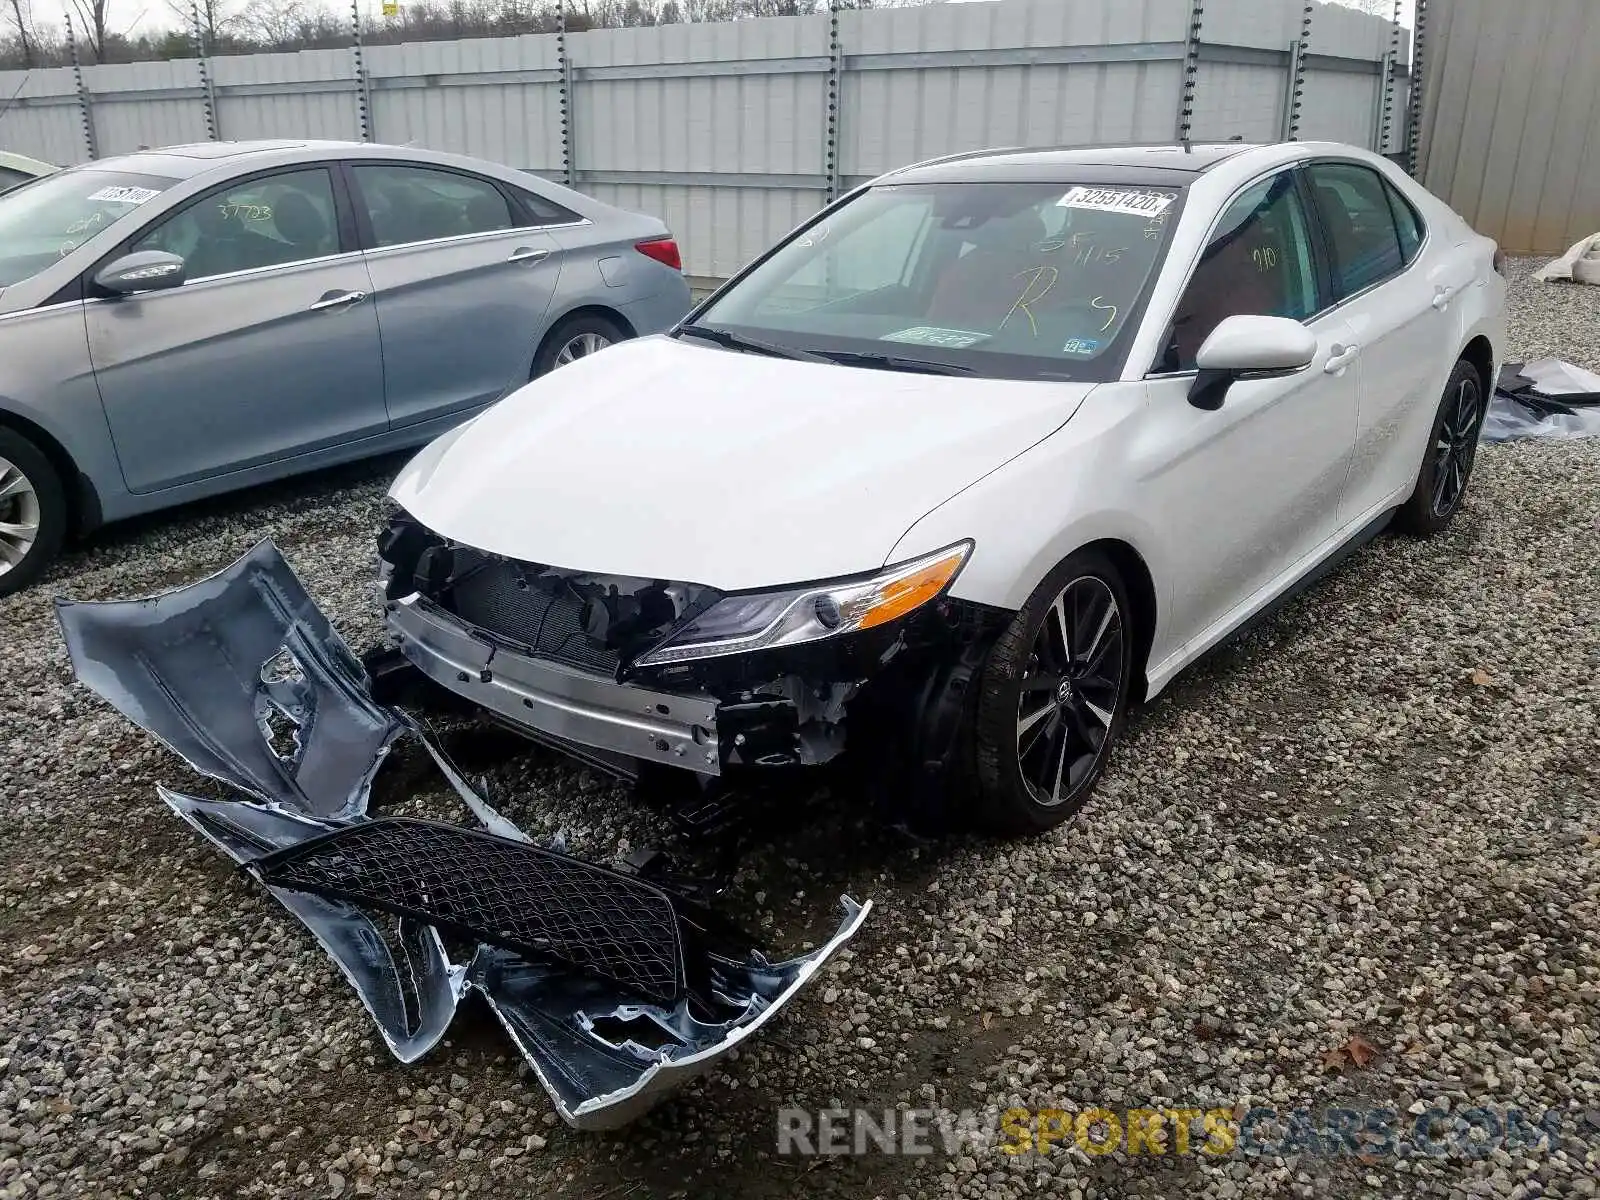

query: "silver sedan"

left=0, top=139, right=692, bottom=596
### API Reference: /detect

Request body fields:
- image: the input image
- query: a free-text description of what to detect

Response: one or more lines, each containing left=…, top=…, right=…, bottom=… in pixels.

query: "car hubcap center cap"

left=1055, top=677, right=1074, bottom=706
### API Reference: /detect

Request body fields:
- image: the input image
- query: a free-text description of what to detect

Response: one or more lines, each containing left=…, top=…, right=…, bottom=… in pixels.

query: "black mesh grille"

left=447, top=563, right=617, bottom=672
left=251, top=819, right=686, bottom=1004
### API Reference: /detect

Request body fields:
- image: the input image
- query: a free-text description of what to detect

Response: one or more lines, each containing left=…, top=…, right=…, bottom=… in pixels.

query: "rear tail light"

left=1492, top=246, right=1507, bottom=276
left=635, top=236, right=682, bottom=272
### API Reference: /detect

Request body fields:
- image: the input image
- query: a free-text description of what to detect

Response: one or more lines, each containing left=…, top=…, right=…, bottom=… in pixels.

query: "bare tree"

left=168, top=0, right=235, bottom=45
left=6, top=0, right=35, bottom=66
left=67, top=0, right=112, bottom=60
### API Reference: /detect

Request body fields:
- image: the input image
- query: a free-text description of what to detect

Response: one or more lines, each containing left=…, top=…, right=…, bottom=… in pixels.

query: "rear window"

left=0, top=168, right=179, bottom=288
left=693, top=180, right=1185, bottom=382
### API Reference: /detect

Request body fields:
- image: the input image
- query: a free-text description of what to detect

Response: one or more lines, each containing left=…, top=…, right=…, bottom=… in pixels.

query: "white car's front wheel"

left=970, top=549, right=1134, bottom=835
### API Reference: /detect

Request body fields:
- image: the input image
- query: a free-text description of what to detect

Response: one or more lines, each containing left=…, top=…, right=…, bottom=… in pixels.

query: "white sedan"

left=375, top=141, right=1506, bottom=836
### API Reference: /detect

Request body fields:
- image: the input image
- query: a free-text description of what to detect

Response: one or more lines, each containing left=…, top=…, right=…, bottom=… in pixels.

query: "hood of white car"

left=390, top=335, right=1094, bottom=591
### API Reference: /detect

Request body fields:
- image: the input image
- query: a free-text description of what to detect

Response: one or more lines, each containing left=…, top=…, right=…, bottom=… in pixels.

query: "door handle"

left=309, top=289, right=366, bottom=312
left=508, top=246, right=550, bottom=264
left=1431, top=284, right=1460, bottom=311
left=1323, top=343, right=1360, bottom=374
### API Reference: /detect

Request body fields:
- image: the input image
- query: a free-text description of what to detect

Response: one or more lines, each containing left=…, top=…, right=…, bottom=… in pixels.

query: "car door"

left=1303, top=161, right=1469, bottom=522
left=85, top=164, right=386, bottom=495
left=347, top=161, right=566, bottom=431
left=1139, top=168, right=1360, bottom=657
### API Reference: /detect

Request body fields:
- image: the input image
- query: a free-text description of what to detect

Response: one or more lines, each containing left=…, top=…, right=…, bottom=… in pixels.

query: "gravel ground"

left=3, top=257, right=1598, bottom=1200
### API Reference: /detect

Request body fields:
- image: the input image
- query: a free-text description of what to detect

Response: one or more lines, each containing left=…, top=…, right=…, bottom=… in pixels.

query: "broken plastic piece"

left=55, top=540, right=869, bottom=1129
left=56, top=540, right=403, bottom=820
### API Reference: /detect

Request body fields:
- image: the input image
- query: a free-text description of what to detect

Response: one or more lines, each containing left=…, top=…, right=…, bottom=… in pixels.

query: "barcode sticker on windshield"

left=882, top=326, right=990, bottom=349
left=1057, top=187, right=1174, bottom=218
left=87, top=185, right=161, bottom=205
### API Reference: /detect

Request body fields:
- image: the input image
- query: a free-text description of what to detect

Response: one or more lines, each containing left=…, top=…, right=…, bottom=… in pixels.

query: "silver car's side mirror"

left=94, top=250, right=187, bottom=296
left=1188, top=314, right=1317, bottom=411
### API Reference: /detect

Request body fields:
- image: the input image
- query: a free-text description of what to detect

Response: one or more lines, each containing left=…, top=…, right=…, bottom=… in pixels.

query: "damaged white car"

left=55, top=141, right=1503, bottom=1128
left=374, top=141, right=1506, bottom=834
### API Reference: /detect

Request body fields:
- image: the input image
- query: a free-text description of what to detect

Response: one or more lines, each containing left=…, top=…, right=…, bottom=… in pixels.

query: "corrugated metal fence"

left=0, top=0, right=1406, bottom=279
left=1414, top=0, right=1600, bottom=256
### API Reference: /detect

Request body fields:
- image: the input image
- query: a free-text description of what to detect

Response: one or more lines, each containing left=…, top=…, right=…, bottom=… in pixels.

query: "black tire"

left=531, top=312, right=628, bottom=378
left=0, top=426, right=67, bottom=600
left=1392, top=358, right=1486, bottom=537
left=969, top=549, right=1134, bottom=836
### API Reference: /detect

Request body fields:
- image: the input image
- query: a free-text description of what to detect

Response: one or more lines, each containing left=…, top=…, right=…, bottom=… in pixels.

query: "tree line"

left=1, top=0, right=930, bottom=70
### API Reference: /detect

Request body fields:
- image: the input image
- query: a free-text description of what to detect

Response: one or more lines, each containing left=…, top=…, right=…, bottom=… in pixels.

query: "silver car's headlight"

left=633, top=542, right=972, bottom=668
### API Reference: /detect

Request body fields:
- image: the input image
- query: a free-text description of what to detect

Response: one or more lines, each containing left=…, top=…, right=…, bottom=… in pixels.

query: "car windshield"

left=0, top=168, right=180, bottom=288
left=688, top=180, right=1183, bottom=381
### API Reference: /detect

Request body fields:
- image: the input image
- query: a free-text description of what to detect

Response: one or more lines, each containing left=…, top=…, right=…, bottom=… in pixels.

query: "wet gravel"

left=2, top=257, right=1598, bottom=1199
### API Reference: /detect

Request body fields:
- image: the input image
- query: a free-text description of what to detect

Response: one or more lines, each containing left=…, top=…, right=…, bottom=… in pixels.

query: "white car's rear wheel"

left=970, top=550, right=1133, bottom=835
left=1394, top=358, right=1485, bottom=536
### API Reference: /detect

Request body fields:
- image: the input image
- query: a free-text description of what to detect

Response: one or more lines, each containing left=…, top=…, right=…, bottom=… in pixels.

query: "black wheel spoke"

left=1015, top=575, right=1124, bottom=807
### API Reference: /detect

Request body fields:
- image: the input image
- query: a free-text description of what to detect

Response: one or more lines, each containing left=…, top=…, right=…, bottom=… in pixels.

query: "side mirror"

left=94, top=250, right=187, bottom=296
left=1187, top=314, right=1317, bottom=410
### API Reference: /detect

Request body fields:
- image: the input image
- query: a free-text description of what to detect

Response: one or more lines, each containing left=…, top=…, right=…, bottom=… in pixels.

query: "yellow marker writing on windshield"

left=1002, top=265, right=1058, bottom=337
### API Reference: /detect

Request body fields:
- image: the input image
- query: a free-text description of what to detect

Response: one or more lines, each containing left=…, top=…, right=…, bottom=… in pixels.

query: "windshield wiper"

left=674, top=324, right=831, bottom=364
left=810, top=350, right=975, bottom=376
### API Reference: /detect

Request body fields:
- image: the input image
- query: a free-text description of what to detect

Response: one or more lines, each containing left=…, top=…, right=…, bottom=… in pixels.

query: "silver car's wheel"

left=0, top=455, right=41, bottom=579
left=0, top=426, right=66, bottom=599
left=553, top=331, right=612, bottom=366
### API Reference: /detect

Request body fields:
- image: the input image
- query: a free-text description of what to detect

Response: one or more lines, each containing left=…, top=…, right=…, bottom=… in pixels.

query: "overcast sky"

left=18, top=0, right=1418, bottom=45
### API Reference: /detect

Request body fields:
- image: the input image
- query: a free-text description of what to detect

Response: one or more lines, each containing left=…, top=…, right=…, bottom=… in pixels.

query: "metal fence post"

left=1376, top=0, right=1403, bottom=153
left=1280, top=0, right=1312, bottom=141
left=65, top=16, right=98, bottom=160
left=1405, top=0, right=1429, bottom=175
left=191, top=0, right=220, bottom=141
left=557, top=1, right=576, bottom=188
left=350, top=0, right=373, bottom=142
left=1175, top=0, right=1204, bottom=142
left=824, top=0, right=843, bottom=205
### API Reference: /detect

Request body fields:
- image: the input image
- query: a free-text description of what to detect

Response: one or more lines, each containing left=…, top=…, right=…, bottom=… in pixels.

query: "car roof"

left=0, top=149, right=57, bottom=176
left=73, top=139, right=367, bottom=180
left=879, top=142, right=1264, bottom=188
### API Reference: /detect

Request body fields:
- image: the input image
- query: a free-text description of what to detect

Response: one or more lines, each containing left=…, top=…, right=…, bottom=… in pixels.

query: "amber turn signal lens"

left=856, top=547, right=970, bottom=630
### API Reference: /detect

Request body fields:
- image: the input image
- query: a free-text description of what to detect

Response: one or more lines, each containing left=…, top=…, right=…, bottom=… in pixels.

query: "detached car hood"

left=391, top=335, right=1094, bottom=589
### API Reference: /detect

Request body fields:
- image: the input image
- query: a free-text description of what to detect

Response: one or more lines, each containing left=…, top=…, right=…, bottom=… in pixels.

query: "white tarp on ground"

left=1533, top=234, right=1600, bottom=284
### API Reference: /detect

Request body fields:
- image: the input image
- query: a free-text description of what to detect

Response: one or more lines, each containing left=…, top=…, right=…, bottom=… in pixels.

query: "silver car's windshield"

left=688, top=180, right=1183, bottom=382
left=0, top=169, right=180, bottom=288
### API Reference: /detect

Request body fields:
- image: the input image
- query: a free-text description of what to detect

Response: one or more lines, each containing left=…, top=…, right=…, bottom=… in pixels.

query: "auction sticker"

left=882, top=326, right=991, bottom=349
left=1057, top=186, right=1175, bottom=219
left=88, top=185, right=161, bottom=205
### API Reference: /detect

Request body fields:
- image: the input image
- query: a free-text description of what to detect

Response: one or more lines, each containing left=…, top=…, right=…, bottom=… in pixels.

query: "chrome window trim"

left=359, top=217, right=591, bottom=257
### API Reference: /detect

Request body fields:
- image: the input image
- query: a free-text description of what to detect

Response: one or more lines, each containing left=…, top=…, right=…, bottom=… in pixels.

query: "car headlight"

left=633, top=542, right=972, bottom=668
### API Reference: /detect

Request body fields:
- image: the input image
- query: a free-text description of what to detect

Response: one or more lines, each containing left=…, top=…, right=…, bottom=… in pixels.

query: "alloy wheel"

left=0, top=455, right=40, bottom=578
left=553, top=331, right=612, bottom=366
left=1014, top=576, right=1124, bottom=807
left=1431, top=375, right=1482, bottom=517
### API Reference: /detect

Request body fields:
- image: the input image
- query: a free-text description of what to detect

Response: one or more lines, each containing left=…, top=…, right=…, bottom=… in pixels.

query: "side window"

left=511, top=184, right=581, bottom=227
left=1384, top=179, right=1425, bottom=264
left=132, top=168, right=340, bottom=281
left=353, top=164, right=514, bottom=248
left=0, top=166, right=31, bottom=193
left=1307, top=162, right=1404, bottom=297
left=1161, top=171, right=1319, bottom=371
